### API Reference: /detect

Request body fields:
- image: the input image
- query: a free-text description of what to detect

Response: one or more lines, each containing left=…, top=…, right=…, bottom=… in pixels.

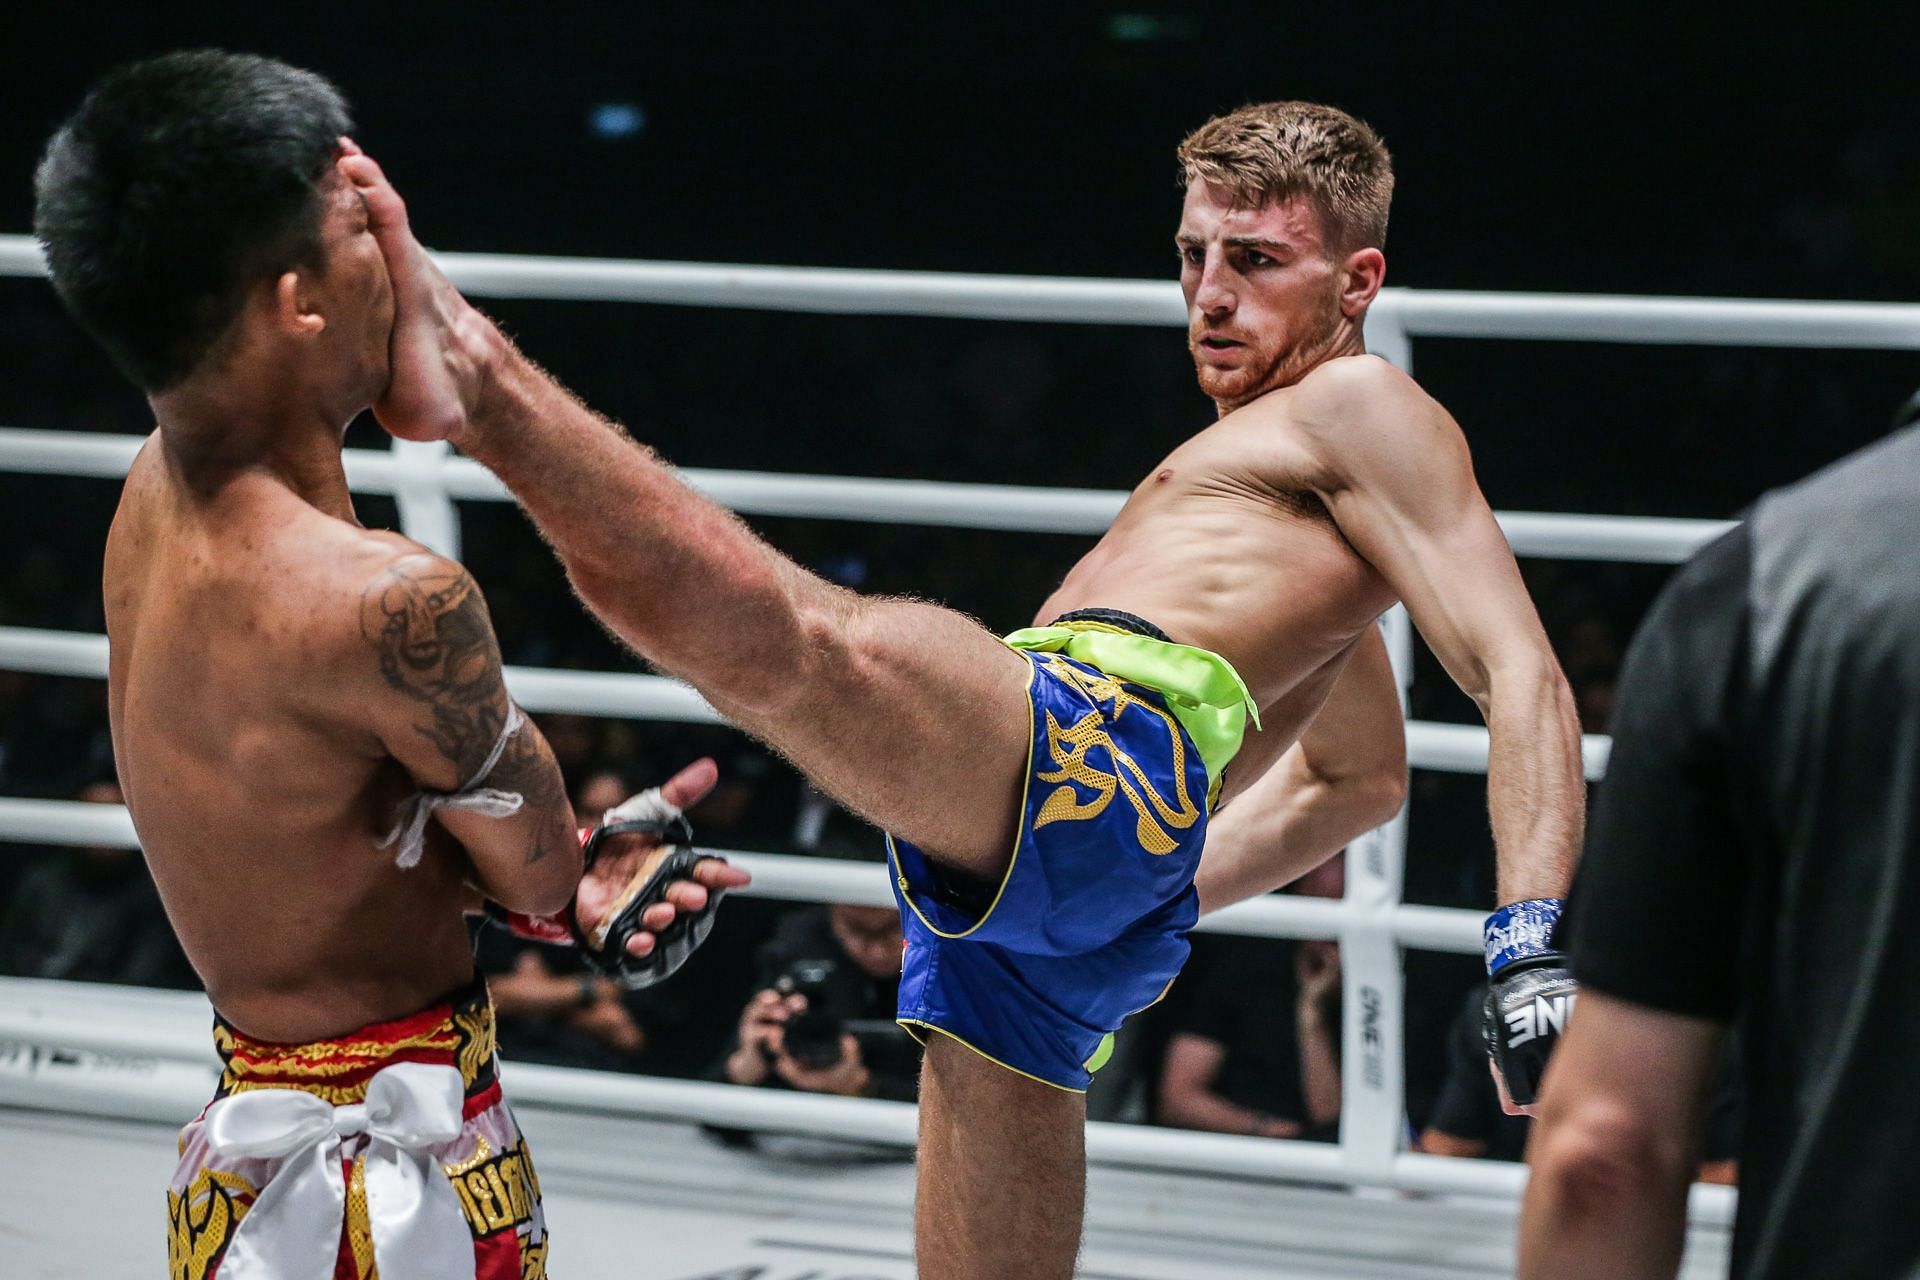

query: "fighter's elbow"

left=1356, top=765, right=1407, bottom=829
left=1531, top=1102, right=1686, bottom=1221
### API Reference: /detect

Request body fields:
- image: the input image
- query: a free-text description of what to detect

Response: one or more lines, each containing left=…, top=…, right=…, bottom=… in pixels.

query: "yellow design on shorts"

left=167, top=1167, right=254, bottom=1280
left=454, top=1001, right=497, bottom=1087
left=346, top=1154, right=380, bottom=1279
left=1031, top=653, right=1200, bottom=855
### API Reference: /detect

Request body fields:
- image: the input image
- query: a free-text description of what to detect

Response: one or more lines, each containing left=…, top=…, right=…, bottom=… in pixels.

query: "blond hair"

left=1177, top=101, right=1394, bottom=253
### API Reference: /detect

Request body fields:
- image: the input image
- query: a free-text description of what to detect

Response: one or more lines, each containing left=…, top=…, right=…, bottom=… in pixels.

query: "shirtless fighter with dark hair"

left=349, top=100, right=1583, bottom=1278
left=34, top=50, right=746, bottom=1279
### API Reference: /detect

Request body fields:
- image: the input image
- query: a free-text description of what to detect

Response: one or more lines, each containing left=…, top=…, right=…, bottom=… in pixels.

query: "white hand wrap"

left=598, top=784, right=683, bottom=834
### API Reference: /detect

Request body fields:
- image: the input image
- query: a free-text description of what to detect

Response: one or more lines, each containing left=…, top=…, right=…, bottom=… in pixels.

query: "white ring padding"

left=0, top=975, right=1737, bottom=1225
left=0, top=428, right=1734, bottom=558
left=0, top=798, right=1482, bottom=952
left=4, top=234, right=1920, bottom=348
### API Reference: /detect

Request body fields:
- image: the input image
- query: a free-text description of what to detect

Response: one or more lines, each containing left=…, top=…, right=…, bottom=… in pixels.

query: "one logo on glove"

left=1504, top=991, right=1576, bottom=1048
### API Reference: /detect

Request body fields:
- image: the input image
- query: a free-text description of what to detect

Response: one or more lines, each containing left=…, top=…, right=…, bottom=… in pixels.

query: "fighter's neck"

left=150, top=382, right=359, bottom=523
left=1212, top=322, right=1369, bottom=418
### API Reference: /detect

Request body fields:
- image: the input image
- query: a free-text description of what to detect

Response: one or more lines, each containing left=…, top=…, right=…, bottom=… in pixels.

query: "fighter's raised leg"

left=346, top=148, right=1031, bottom=877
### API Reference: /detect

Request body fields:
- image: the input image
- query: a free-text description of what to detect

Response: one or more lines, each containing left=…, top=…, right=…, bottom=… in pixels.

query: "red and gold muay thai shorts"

left=167, top=975, right=548, bottom=1280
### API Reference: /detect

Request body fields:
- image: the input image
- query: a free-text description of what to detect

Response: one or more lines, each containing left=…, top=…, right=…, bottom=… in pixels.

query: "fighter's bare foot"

left=338, top=139, right=496, bottom=446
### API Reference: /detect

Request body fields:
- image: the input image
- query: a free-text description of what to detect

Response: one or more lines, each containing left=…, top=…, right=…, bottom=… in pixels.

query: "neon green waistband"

left=1002, top=619, right=1260, bottom=793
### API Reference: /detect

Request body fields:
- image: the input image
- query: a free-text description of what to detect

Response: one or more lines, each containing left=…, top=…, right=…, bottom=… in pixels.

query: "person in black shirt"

left=1421, top=985, right=1532, bottom=1162
left=1520, top=402, right=1920, bottom=1278
left=1157, top=856, right=1344, bottom=1140
left=0, top=778, right=196, bottom=989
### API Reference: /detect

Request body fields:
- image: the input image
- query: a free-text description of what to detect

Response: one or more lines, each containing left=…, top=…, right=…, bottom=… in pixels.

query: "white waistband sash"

left=203, top=1060, right=474, bottom=1280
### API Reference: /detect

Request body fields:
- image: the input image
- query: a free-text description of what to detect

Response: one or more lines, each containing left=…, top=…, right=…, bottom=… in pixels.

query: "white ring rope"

left=0, top=797, right=1482, bottom=952
left=0, top=427, right=1732, bottom=557
left=5, top=233, right=1920, bottom=347
left=0, top=624, right=1608, bottom=779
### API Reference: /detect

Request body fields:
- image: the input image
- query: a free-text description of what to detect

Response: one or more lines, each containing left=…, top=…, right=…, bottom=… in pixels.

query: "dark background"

left=2, top=2, right=1918, bottom=1115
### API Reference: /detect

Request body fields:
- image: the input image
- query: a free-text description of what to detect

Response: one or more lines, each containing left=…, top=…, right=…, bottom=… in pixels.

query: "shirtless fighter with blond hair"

left=351, top=100, right=1584, bottom=1277
left=35, top=52, right=746, bottom=1279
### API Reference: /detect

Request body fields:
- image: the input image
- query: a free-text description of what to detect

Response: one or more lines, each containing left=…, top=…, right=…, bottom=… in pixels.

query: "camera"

left=773, top=958, right=846, bottom=1068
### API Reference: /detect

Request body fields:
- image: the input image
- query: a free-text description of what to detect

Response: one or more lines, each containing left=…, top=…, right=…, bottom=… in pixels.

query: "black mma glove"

left=1482, top=897, right=1578, bottom=1109
left=569, top=810, right=726, bottom=989
left=486, top=790, right=730, bottom=990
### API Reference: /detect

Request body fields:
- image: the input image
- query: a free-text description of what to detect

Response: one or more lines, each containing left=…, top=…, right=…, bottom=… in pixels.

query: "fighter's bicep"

left=352, top=551, right=516, bottom=792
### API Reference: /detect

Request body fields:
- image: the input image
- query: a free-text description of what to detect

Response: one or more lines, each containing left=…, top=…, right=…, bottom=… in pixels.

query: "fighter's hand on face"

left=336, top=138, right=491, bottom=446
left=572, top=757, right=752, bottom=963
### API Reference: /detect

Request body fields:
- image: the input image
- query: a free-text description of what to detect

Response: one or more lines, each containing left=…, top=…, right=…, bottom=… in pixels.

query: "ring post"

left=1339, top=606, right=1415, bottom=1180
left=391, top=437, right=461, bottom=559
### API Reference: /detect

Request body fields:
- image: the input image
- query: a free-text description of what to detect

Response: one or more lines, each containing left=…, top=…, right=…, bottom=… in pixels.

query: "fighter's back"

left=105, top=438, right=474, bottom=1041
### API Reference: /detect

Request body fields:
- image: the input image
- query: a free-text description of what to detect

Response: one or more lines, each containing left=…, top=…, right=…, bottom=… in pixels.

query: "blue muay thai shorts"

left=888, top=608, right=1256, bottom=1091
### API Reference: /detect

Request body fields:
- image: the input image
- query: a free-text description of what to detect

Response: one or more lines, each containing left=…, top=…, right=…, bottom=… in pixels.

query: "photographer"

left=717, top=901, right=919, bottom=1101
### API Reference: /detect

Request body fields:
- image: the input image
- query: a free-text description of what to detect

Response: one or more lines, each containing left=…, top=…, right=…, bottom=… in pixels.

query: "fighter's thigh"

left=728, top=596, right=1032, bottom=874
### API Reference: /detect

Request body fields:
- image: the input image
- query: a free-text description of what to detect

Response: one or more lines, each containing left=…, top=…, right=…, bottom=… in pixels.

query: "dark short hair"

left=33, top=51, right=352, bottom=392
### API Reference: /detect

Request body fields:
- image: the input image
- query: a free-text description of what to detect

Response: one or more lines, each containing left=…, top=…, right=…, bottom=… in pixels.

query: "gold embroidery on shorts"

left=448, top=1138, right=542, bottom=1242
left=167, top=1168, right=254, bottom=1280
left=454, top=1002, right=496, bottom=1086
left=217, top=1026, right=468, bottom=1102
left=346, top=1154, right=380, bottom=1280
left=441, top=1133, right=495, bottom=1178
left=1032, top=654, right=1199, bottom=854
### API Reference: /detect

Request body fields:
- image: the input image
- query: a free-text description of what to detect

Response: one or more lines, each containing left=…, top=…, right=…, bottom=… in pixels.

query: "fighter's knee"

left=702, top=591, right=875, bottom=718
left=1532, top=1101, right=1680, bottom=1213
left=791, top=594, right=891, bottom=697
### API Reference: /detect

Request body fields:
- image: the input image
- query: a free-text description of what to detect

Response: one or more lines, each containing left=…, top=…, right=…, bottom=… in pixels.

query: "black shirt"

left=1426, top=986, right=1531, bottom=1162
left=1165, top=935, right=1338, bottom=1139
left=1563, top=423, right=1920, bottom=1279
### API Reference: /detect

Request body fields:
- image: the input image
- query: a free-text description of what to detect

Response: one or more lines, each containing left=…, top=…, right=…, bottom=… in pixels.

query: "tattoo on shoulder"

left=361, top=556, right=511, bottom=781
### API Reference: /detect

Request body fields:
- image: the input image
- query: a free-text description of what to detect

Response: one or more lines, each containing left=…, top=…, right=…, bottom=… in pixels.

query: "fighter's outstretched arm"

left=1293, top=357, right=1584, bottom=904
left=1195, top=625, right=1406, bottom=913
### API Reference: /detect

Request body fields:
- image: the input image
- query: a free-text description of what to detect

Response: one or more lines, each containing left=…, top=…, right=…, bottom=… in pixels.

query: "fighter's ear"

left=1339, top=246, right=1386, bottom=318
left=273, top=269, right=328, bottom=338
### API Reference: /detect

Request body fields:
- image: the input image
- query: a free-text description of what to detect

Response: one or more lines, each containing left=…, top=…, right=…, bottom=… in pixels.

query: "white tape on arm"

left=381, top=704, right=529, bottom=869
